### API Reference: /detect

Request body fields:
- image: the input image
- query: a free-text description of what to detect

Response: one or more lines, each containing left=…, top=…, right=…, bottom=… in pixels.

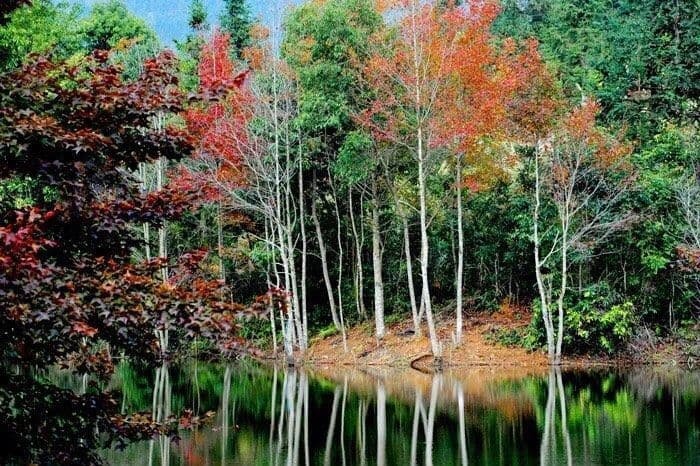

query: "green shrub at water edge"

left=524, top=283, right=637, bottom=355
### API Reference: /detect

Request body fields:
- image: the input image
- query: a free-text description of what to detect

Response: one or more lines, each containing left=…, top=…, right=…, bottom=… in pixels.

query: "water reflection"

left=148, top=363, right=171, bottom=466
left=102, top=363, right=700, bottom=465
left=540, top=368, right=572, bottom=466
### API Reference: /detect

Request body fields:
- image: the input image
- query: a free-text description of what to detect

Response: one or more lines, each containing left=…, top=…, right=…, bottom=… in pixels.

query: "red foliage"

left=182, top=30, right=251, bottom=201
left=0, top=49, right=279, bottom=373
left=357, top=1, right=557, bottom=188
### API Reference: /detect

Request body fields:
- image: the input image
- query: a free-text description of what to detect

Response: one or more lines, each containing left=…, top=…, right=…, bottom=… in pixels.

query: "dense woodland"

left=0, top=0, right=698, bottom=462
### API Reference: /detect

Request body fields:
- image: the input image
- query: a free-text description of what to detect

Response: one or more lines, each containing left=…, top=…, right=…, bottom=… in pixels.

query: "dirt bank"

left=304, top=305, right=552, bottom=368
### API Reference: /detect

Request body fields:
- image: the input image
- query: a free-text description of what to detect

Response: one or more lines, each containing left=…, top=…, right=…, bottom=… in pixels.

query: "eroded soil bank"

left=305, top=306, right=550, bottom=368
left=301, top=305, right=697, bottom=369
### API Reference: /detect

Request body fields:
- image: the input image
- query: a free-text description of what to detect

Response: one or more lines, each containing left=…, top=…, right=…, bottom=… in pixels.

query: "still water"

left=98, top=361, right=699, bottom=465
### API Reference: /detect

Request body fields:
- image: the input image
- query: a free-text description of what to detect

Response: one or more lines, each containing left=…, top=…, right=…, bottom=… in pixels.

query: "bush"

left=525, top=283, right=637, bottom=355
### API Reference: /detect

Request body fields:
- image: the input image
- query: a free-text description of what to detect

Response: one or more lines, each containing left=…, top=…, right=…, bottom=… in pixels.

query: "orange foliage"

left=358, top=1, right=557, bottom=189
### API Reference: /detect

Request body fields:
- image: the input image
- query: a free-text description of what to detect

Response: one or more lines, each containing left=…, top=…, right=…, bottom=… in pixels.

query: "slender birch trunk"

left=311, top=176, right=341, bottom=329
left=455, top=153, right=464, bottom=345
left=349, top=188, right=367, bottom=320
left=402, top=215, right=421, bottom=336
left=534, top=144, right=556, bottom=363
left=418, top=132, right=440, bottom=358
left=411, top=0, right=440, bottom=359
left=371, top=179, right=385, bottom=339
left=298, top=154, right=308, bottom=349
left=330, top=175, right=348, bottom=351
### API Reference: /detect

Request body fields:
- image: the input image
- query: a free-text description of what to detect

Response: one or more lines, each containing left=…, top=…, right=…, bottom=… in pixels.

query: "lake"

left=97, top=361, right=699, bottom=465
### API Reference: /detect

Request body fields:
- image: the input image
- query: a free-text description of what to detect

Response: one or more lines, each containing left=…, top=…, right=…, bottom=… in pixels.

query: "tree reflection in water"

left=93, top=363, right=699, bottom=466
left=148, top=363, right=171, bottom=466
left=540, top=368, right=573, bottom=466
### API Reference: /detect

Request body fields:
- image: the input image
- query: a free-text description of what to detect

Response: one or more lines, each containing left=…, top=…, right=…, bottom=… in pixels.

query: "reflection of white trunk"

left=292, top=370, right=303, bottom=466
left=284, top=371, right=296, bottom=466
left=424, top=376, right=440, bottom=466
left=341, top=377, right=348, bottom=466
left=303, top=372, right=310, bottom=466
left=455, top=381, right=468, bottom=466
left=376, top=381, right=387, bottom=466
left=410, top=389, right=422, bottom=466
left=274, top=369, right=308, bottom=466
left=556, top=369, right=573, bottom=466
left=148, top=363, right=171, bottom=466
left=269, top=366, right=278, bottom=465
left=540, top=369, right=555, bottom=466
left=541, top=368, right=572, bottom=466
left=221, top=366, right=232, bottom=466
left=358, top=399, right=368, bottom=466
left=323, top=387, right=341, bottom=466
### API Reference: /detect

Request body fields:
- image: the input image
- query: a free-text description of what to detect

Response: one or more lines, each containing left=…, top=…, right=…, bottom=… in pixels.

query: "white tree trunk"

left=402, top=215, right=420, bottom=336
left=311, top=187, right=341, bottom=329
left=371, top=180, right=385, bottom=339
left=533, top=145, right=556, bottom=363
left=349, top=188, right=367, bottom=320
left=455, top=153, right=464, bottom=345
left=418, top=129, right=441, bottom=358
left=298, top=155, right=308, bottom=349
left=376, top=381, right=386, bottom=466
left=330, top=175, right=349, bottom=351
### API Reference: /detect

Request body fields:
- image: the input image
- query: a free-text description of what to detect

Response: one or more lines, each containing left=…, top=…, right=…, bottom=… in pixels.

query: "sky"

left=69, top=1, right=300, bottom=46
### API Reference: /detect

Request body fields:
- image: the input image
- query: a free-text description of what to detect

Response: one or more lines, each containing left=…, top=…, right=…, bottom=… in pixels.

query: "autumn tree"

left=358, top=0, right=548, bottom=356
left=532, top=101, right=635, bottom=364
left=0, top=49, right=271, bottom=463
left=182, top=29, right=252, bottom=316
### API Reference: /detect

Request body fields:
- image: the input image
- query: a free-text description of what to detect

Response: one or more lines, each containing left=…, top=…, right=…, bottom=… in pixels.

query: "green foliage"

left=526, top=283, right=637, bottom=355
left=484, top=325, right=530, bottom=348
left=79, top=0, right=158, bottom=52
left=496, top=0, right=700, bottom=137
left=334, top=131, right=374, bottom=186
left=220, top=0, right=252, bottom=58
left=315, top=324, right=340, bottom=340
left=284, top=0, right=381, bottom=151
left=189, top=0, right=207, bottom=31
left=0, top=0, right=83, bottom=70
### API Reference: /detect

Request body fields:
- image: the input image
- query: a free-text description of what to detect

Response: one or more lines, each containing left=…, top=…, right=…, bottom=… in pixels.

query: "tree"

left=183, top=30, right=250, bottom=286
left=220, top=0, right=253, bottom=59
left=189, top=0, right=207, bottom=31
left=79, top=0, right=158, bottom=52
left=176, top=0, right=211, bottom=92
left=284, top=0, right=381, bottom=337
left=0, top=0, right=83, bottom=71
left=0, top=49, right=272, bottom=464
left=532, top=101, right=635, bottom=364
left=359, top=0, right=546, bottom=355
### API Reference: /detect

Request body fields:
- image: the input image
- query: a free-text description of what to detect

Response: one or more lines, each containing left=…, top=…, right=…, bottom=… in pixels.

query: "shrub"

left=525, top=283, right=637, bottom=355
